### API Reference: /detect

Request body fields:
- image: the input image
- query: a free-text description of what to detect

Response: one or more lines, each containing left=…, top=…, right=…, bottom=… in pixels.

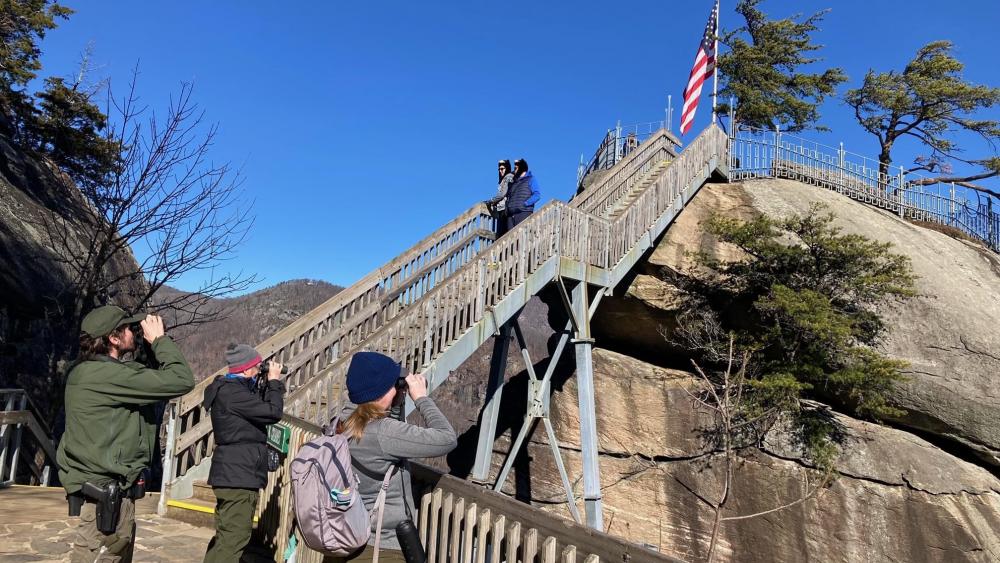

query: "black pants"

left=503, top=211, right=531, bottom=234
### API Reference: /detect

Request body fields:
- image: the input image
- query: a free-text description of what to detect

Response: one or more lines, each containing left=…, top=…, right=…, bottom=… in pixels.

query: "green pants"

left=70, top=497, right=136, bottom=563
left=203, top=487, right=259, bottom=563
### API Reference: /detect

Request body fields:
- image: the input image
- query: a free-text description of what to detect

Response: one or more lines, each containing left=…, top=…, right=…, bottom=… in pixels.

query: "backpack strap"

left=370, top=464, right=398, bottom=563
left=323, top=416, right=341, bottom=437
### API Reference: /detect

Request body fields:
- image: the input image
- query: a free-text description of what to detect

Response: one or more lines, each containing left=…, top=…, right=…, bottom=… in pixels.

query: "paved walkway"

left=0, top=486, right=215, bottom=562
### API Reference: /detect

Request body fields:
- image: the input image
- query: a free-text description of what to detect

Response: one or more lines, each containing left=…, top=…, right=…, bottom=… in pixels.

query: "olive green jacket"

left=57, top=336, right=195, bottom=493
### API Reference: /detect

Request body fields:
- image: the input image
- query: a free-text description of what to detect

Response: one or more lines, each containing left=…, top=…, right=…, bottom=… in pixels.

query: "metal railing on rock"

left=729, top=126, right=1000, bottom=251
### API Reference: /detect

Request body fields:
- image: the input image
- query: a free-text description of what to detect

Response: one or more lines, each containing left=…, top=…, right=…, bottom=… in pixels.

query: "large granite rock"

left=481, top=349, right=1000, bottom=562
left=596, top=178, right=1000, bottom=468
left=0, top=134, right=144, bottom=421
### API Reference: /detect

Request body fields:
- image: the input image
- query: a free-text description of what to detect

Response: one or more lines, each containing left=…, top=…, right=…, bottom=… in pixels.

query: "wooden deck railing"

left=251, top=417, right=683, bottom=563
left=168, top=204, right=495, bottom=478
left=0, top=389, right=57, bottom=486
left=283, top=125, right=727, bottom=428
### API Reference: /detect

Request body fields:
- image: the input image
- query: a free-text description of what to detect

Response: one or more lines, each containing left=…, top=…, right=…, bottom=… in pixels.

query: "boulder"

left=482, top=348, right=1000, bottom=562
left=597, top=178, right=1000, bottom=468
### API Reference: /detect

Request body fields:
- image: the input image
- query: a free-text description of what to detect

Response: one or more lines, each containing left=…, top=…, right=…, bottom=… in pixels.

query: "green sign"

left=266, top=424, right=291, bottom=454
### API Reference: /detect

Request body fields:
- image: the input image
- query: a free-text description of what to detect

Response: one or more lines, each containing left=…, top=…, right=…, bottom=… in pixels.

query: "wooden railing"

left=168, top=204, right=495, bottom=479
left=283, top=125, right=727, bottom=427
left=252, top=417, right=682, bottom=563
left=0, top=389, right=57, bottom=486
left=571, top=129, right=678, bottom=216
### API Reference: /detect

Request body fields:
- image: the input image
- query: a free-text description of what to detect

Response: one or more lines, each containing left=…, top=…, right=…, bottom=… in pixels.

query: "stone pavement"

left=0, top=486, right=215, bottom=562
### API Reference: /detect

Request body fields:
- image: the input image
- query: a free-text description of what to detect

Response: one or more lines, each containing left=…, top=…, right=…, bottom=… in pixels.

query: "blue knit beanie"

left=346, top=352, right=403, bottom=404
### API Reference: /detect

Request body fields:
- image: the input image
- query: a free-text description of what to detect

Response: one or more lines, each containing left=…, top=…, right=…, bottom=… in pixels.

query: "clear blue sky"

left=37, top=0, right=999, bottom=292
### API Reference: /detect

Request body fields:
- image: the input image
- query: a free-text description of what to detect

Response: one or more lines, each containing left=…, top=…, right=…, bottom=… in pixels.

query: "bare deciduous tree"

left=671, top=313, right=834, bottom=562
left=37, top=70, right=257, bottom=375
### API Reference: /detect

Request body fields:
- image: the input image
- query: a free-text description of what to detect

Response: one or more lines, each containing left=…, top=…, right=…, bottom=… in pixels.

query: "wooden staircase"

left=162, top=125, right=726, bottom=522
left=604, top=159, right=672, bottom=219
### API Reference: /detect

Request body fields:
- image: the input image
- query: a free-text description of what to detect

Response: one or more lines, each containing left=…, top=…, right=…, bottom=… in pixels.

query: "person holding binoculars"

left=202, top=343, right=286, bottom=562
left=58, top=306, right=195, bottom=563
left=338, top=351, right=458, bottom=562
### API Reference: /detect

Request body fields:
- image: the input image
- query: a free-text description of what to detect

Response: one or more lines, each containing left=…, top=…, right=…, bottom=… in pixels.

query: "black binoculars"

left=257, top=360, right=290, bottom=377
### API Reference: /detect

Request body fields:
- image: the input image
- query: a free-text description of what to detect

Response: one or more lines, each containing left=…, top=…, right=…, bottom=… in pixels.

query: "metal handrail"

left=729, top=125, right=1000, bottom=251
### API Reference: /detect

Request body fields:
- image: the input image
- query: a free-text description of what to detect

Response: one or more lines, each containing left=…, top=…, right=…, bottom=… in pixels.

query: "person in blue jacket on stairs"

left=504, top=158, right=540, bottom=233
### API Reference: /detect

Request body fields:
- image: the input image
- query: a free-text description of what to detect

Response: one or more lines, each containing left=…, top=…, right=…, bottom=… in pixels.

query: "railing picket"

left=439, top=493, right=454, bottom=563
left=524, top=529, right=539, bottom=563
left=463, top=503, right=478, bottom=563
left=429, top=488, right=443, bottom=563
left=506, top=522, right=522, bottom=563
left=420, top=489, right=433, bottom=547
left=490, top=515, right=506, bottom=563
left=451, top=497, right=466, bottom=563
left=542, top=537, right=557, bottom=563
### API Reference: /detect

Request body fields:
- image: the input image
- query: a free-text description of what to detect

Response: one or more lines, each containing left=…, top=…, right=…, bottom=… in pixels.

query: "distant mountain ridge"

left=158, top=279, right=343, bottom=380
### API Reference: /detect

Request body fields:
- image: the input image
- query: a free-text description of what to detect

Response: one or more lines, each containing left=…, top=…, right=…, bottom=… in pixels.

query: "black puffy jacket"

left=203, top=375, right=285, bottom=489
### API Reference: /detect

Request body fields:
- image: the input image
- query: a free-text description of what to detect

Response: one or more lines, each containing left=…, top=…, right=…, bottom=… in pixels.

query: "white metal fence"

left=728, top=125, right=999, bottom=251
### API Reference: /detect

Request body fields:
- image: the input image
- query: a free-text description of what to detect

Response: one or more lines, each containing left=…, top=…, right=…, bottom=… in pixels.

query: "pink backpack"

left=290, top=418, right=395, bottom=561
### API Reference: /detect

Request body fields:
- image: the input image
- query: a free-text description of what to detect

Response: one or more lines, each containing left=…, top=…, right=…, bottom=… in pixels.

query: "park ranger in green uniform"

left=57, top=306, right=195, bottom=563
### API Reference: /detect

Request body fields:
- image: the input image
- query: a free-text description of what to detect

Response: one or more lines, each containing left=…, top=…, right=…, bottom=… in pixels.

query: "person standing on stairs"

left=504, top=158, right=541, bottom=233
left=58, top=306, right=195, bottom=563
left=202, top=344, right=285, bottom=563
left=338, top=351, right=457, bottom=562
left=485, top=159, right=514, bottom=237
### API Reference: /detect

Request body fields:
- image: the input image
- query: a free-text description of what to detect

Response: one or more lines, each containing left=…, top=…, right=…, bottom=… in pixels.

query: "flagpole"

left=711, top=0, right=720, bottom=124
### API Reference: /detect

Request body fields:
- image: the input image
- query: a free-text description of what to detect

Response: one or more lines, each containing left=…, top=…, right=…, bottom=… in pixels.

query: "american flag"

left=680, top=1, right=719, bottom=135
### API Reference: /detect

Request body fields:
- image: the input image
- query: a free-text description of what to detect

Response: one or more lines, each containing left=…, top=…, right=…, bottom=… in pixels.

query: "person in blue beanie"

left=504, top=158, right=541, bottom=233
left=338, top=352, right=457, bottom=562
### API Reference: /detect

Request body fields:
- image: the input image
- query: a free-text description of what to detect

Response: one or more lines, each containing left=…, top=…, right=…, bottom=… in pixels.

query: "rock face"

left=0, top=134, right=143, bottom=420
left=488, top=349, right=1000, bottom=562
left=596, top=178, right=1000, bottom=468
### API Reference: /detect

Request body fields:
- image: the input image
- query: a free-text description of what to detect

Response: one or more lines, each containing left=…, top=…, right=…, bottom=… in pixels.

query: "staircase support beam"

left=571, top=281, right=603, bottom=530
left=471, top=321, right=514, bottom=483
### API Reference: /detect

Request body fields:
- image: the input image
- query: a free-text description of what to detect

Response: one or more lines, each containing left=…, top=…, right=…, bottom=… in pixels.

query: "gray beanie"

left=226, top=343, right=262, bottom=373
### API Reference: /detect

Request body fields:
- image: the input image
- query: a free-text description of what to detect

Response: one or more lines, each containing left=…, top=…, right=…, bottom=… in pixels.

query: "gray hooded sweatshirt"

left=341, top=397, right=457, bottom=550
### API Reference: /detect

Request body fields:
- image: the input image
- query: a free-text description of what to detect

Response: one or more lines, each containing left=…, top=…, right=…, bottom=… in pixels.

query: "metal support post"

left=571, top=281, right=603, bottom=530
left=7, top=394, right=26, bottom=485
left=615, top=120, right=622, bottom=165
left=490, top=317, right=582, bottom=523
left=158, top=402, right=179, bottom=515
left=950, top=182, right=956, bottom=226
left=471, top=321, right=514, bottom=482
left=838, top=143, right=845, bottom=194
left=0, top=393, right=14, bottom=485
left=898, top=166, right=906, bottom=218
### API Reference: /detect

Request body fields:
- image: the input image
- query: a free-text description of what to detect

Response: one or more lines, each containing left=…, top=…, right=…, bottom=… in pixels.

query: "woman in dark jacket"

left=486, top=159, right=514, bottom=237
left=339, top=352, right=457, bottom=562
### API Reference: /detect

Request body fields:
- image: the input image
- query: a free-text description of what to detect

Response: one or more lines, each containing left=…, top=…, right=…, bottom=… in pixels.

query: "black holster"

left=82, top=481, right=123, bottom=534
